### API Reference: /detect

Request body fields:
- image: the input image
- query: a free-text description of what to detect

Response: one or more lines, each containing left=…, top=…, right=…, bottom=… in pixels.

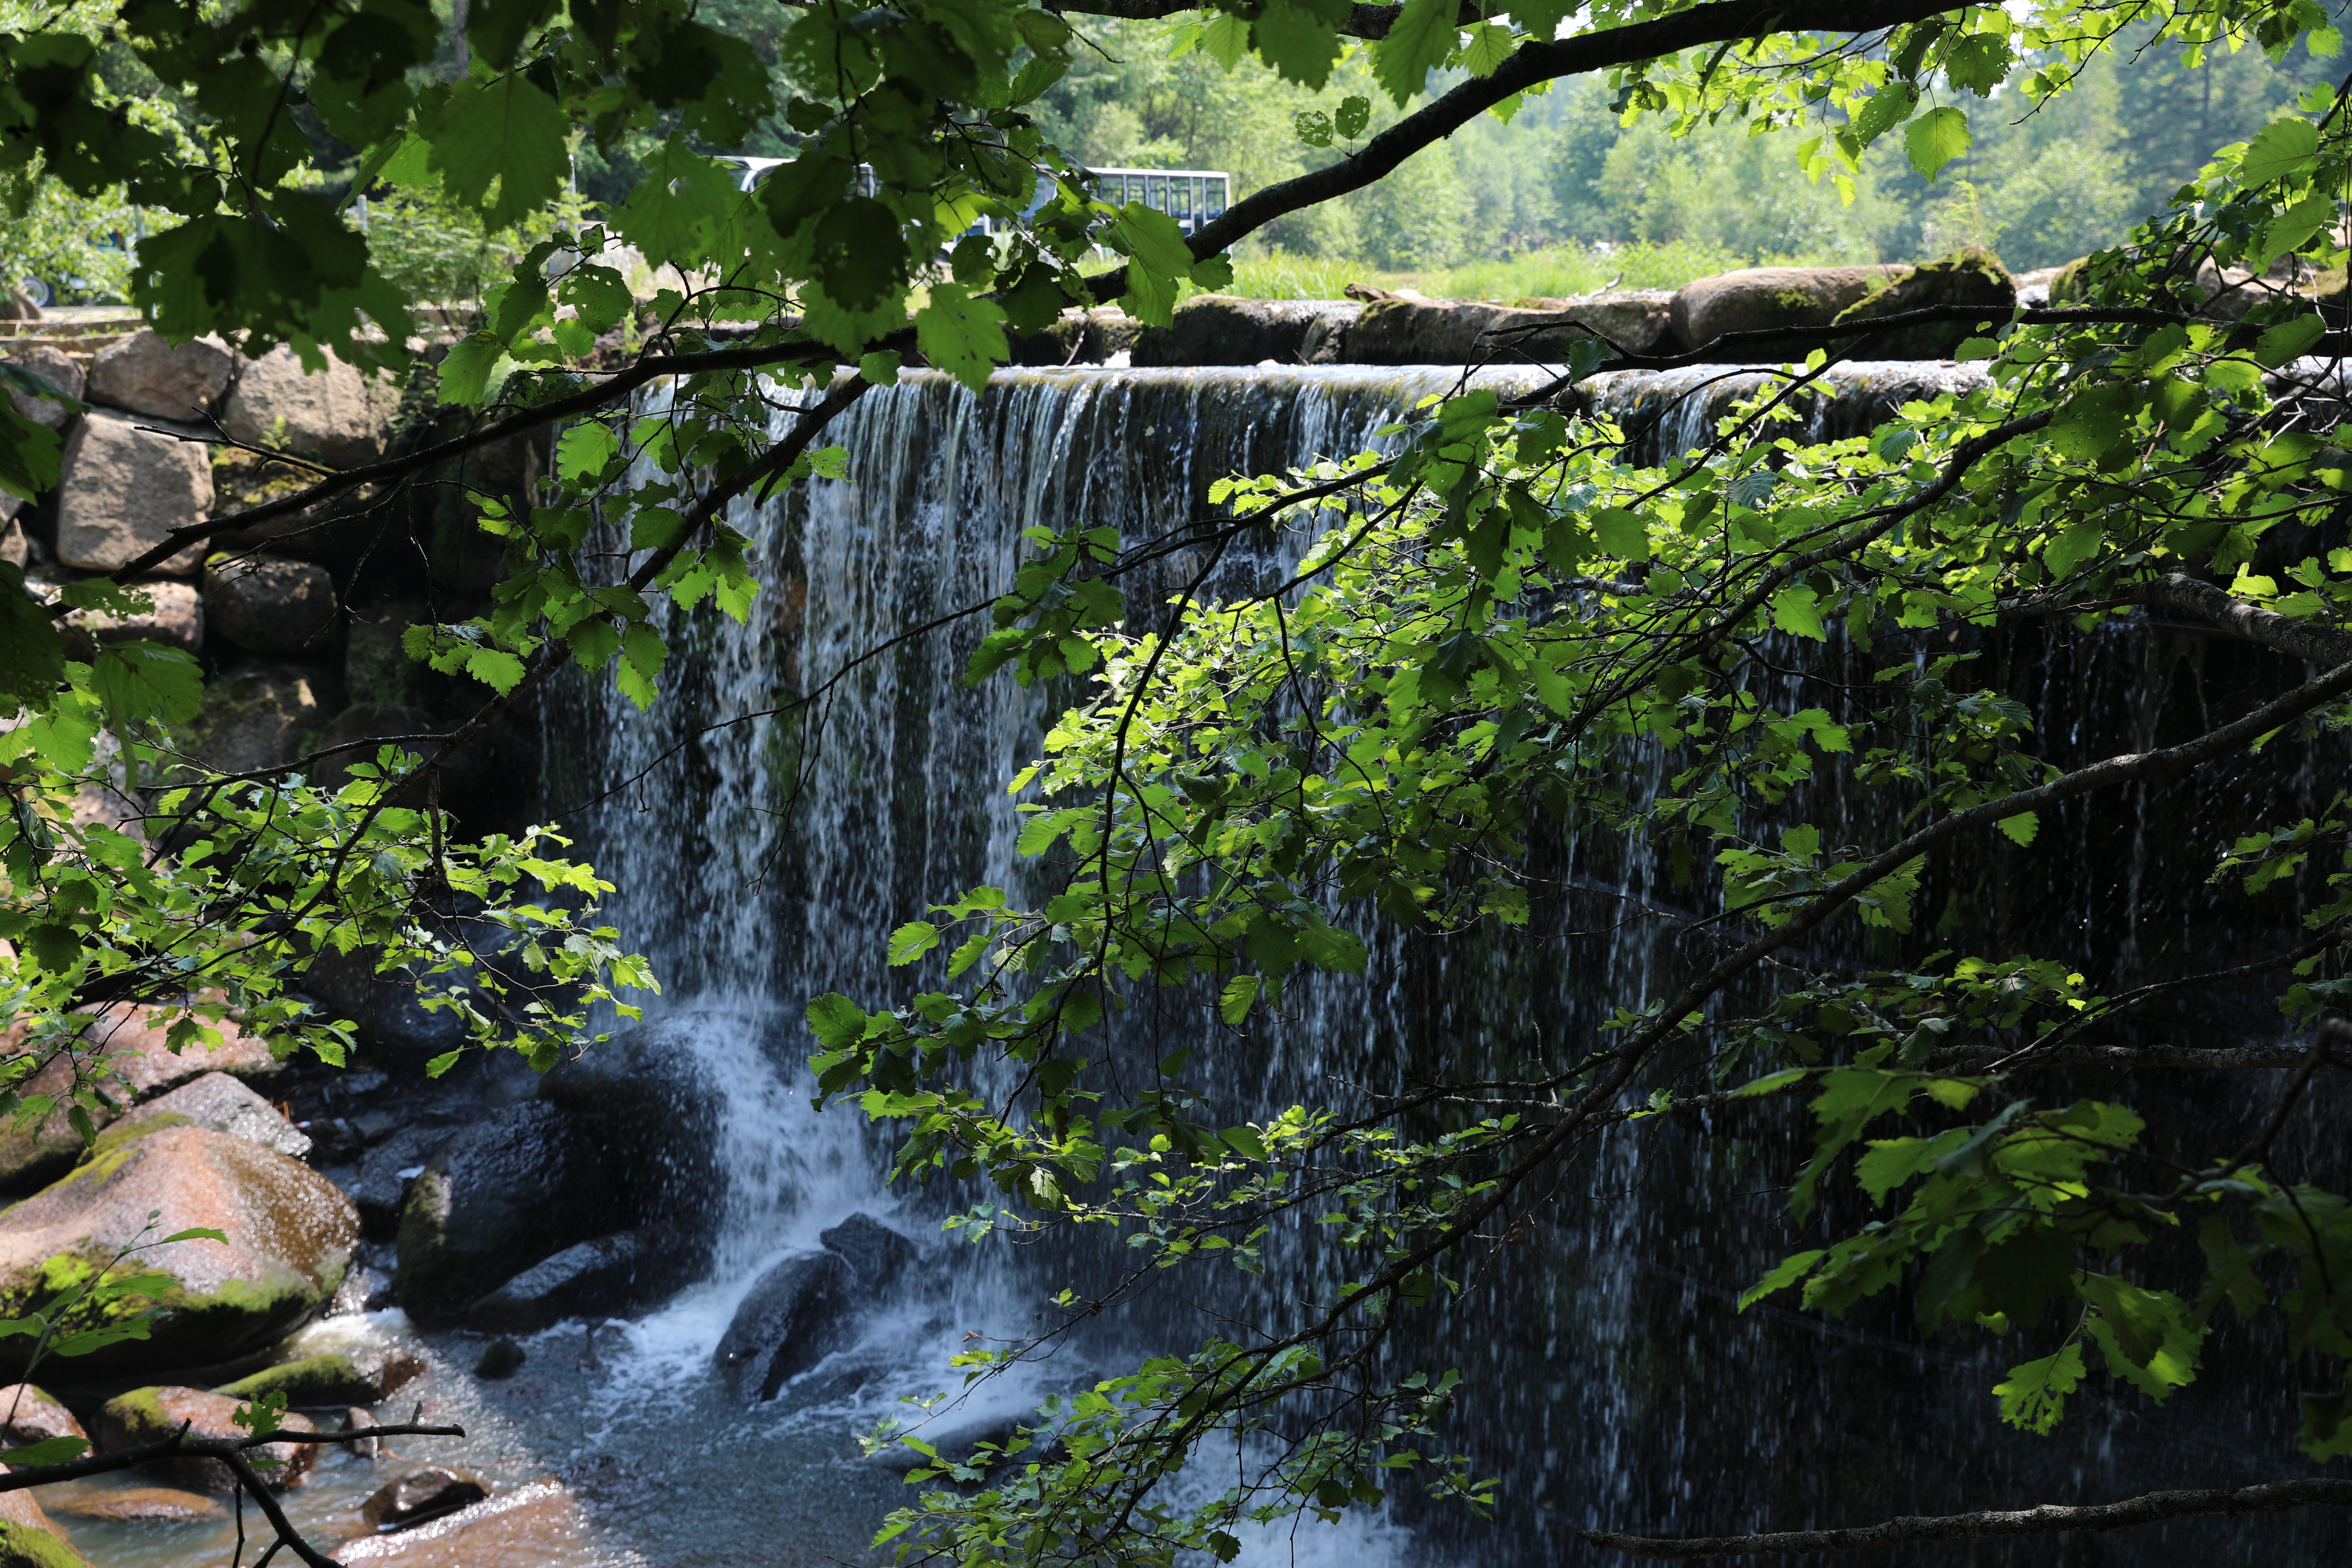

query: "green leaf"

left=1221, top=1125, right=1268, bottom=1161
left=859, top=351, right=903, bottom=386
left=806, top=993, right=869, bottom=1049
left=1994, top=1342, right=2084, bottom=1434
left=1334, top=94, right=1372, bottom=139
left=1738, top=1249, right=1824, bottom=1310
left=1770, top=586, right=1826, bottom=640
left=555, top=422, right=619, bottom=483
left=427, top=74, right=570, bottom=227
left=1219, top=974, right=1262, bottom=1025
left=90, top=642, right=204, bottom=732
left=1459, top=21, right=1513, bottom=76
left=2043, top=518, right=2101, bottom=578
left=463, top=647, right=527, bottom=694
left=1904, top=107, right=1971, bottom=180
left=1997, top=812, right=2039, bottom=846
left=1848, top=82, right=1918, bottom=148
left=916, top=284, right=1009, bottom=396
left=1589, top=507, right=1648, bottom=561
left=0, top=1437, right=88, bottom=1466
left=0, top=563, right=64, bottom=704
left=2241, top=117, right=2320, bottom=185
left=1372, top=0, right=1458, bottom=105
left=888, top=921, right=941, bottom=966
left=437, top=332, right=511, bottom=407
left=2255, top=316, right=2326, bottom=369
left=425, top=1051, right=461, bottom=1078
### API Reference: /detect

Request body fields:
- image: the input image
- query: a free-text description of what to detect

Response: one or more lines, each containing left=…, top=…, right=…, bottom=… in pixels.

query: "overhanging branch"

left=1583, top=1477, right=2352, bottom=1558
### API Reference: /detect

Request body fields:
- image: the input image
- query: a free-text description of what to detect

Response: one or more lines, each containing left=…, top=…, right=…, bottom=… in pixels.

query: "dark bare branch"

left=1583, top=1477, right=2352, bottom=1558
left=0, top=1422, right=465, bottom=1492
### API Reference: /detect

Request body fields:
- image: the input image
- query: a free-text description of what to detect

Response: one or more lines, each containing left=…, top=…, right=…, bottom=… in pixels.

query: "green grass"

left=1215, top=240, right=1840, bottom=303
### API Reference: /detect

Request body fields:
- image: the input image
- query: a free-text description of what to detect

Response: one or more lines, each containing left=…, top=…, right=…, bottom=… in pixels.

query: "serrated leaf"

left=1373, top=0, right=1459, bottom=104
left=1771, top=586, right=1826, bottom=640
left=888, top=921, right=941, bottom=966
left=463, top=647, right=526, bottom=694
left=555, top=422, right=619, bottom=483
left=1460, top=21, right=1513, bottom=76
left=2255, top=315, right=2326, bottom=369
left=915, top=284, right=1009, bottom=395
left=425, top=1051, right=461, bottom=1077
left=806, top=993, right=868, bottom=1049
left=1998, top=812, right=2039, bottom=846
left=1994, top=1342, right=2084, bottom=1433
left=1738, top=1249, right=1824, bottom=1310
left=2241, top=117, right=2320, bottom=185
left=2043, top=518, right=2101, bottom=578
left=427, top=73, right=569, bottom=227
left=90, top=641, right=204, bottom=732
left=1904, top=106, right=1972, bottom=180
left=1219, top=974, right=1261, bottom=1025
left=437, top=332, right=511, bottom=407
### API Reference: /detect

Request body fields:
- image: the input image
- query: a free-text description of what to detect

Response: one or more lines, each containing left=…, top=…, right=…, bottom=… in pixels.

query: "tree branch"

left=2137, top=571, right=2352, bottom=666
left=1049, top=0, right=1475, bottom=40
left=0, top=1422, right=466, bottom=1492
left=1583, top=1477, right=2352, bottom=1558
left=1180, top=0, right=1961, bottom=266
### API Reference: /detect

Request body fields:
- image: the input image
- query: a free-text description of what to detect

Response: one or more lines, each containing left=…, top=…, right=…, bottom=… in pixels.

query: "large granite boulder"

left=333, top=1477, right=583, bottom=1564
left=464, top=1231, right=695, bottom=1334
left=2, top=346, right=83, bottom=430
left=219, top=344, right=398, bottom=467
left=85, top=330, right=233, bottom=421
left=0, top=1125, right=355, bottom=1380
left=1829, top=246, right=2015, bottom=358
left=394, top=1103, right=616, bottom=1326
left=0, top=1008, right=286, bottom=1195
left=818, top=1212, right=916, bottom=1290
left=63, top=580, right=203, bottom=655
left=176, top=659, right=340, bottom=777
left=1669, top=265, right=1906, bottom=353
left=0, top=1471, right=86, bottom=1567
left=714, top=1250, right=856, bottom=1402
left=105, top=1071, right=310, bottom=1160
left=94, top=1386, right=318, bottom=1493
left=54, top=412, right=211, bottom=575
left=1131, top=296, right=1359, bottom=367
left=0, top=1386, right=83, bottom=1451
left=203, top=555, right=340, bottom=656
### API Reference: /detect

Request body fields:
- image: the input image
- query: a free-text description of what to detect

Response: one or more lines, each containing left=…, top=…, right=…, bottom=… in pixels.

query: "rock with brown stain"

left=52, top=1486, right=223, bottom=1523
left=0, top=1126, right=355, bottom=1380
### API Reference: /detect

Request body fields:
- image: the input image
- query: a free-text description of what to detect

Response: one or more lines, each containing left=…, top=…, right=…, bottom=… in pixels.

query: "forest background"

left=8, top=1, right=2352, bottom=310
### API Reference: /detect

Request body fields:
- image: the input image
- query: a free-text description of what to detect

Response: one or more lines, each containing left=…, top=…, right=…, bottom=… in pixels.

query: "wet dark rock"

left=359, top=1465, right=489, bottom=1531
left=472, top=1338, right=525, bottom=1380
left=713, top=1250, right=857, bottom=1401
left=819, top=1213, right=916, bottom=1291
left=534, top=1020, right=722, bottom=1274
left=203, top=555, right=340, bottom=657
left=394, top=1103, right=614, bottom=1326
left=464, top=1231, right=695, bottom=1334
left=300, top=948, right=469, bottom=1067
left=1009, top=306, right=1144, bottom=365
left=1132, top=296, right=1358, bottom=368
left=175, top=658, right=341, bottom=777
left=338, top=1114, right=467, bottom=1237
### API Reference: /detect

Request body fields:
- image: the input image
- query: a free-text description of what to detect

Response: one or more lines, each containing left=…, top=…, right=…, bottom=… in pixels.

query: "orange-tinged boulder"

left=94, top=1386, right=317, bottom=1493
left=0, top=1125, right=355, bottom=1380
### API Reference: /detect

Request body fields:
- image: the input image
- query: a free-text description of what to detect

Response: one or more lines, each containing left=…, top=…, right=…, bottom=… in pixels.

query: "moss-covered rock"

left=0, top=1481, right=85, bottom=1568
left=1668, top=265, right=1906, bottom=352
left=211, top=1354, right=377, bottom=1407
left=1829, top=246, right=2015, bottom=358
left=0, top=1385, right=83, bottom=1451
left=0, top=1125, right=356, bottom=1381
left=94, top=1386, right=317, bottom=1493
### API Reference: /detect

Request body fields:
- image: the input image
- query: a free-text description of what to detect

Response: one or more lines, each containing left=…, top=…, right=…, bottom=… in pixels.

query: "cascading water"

left=512, top=359, right=2351, bottom=1568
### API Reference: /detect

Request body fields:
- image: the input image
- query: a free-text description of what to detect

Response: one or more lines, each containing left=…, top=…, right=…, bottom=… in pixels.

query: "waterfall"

left=530, top=363, right=2346, bottom=1568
